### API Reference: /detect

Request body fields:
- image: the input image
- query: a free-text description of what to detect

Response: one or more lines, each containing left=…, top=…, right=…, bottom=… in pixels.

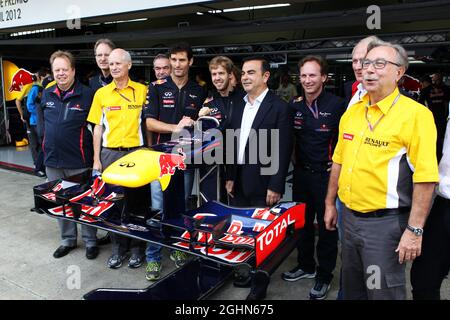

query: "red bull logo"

left=159, top=148, right=186, bottom=177
left=9, top=68, right=34, bottom=92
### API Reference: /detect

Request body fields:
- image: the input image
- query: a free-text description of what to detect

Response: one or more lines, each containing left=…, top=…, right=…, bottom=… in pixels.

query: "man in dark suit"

left=225, top=56, right=293, bottom=300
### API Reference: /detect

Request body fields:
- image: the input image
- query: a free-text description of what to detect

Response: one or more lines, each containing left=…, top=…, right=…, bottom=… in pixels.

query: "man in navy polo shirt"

left=281, top=55, right=345, bottom=300
left=143, top=42, right=206, bottom=281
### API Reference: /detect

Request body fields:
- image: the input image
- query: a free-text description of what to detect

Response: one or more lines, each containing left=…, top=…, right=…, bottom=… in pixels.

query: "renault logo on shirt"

left=128, top=104, right=141, bottom=109
left=364, top=137, right=389, bottom=148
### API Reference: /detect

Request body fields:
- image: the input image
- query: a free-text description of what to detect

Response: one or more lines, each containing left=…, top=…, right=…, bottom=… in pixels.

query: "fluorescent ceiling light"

left=10, top=28, right=55, bottom=37
left=205, top=3, right=290, bottom=14
left=104, top=18, right=148, bottom=25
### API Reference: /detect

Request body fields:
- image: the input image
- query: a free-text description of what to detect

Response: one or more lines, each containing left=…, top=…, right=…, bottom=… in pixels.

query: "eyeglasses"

left=362, top=59, right=401, bottom=69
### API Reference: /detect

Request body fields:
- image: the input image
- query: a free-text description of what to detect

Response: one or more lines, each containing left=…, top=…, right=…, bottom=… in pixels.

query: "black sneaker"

left=107, top=254, right=127, bottom=269
left=128, top=254, right=143, bottom=268
left=309, top=281, right=331, bottom=300
left=281, top=265, right=316, bottom=282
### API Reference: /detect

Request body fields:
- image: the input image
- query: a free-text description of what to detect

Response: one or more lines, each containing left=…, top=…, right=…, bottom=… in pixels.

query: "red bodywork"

left=9, top=69, right=34, bottom=92
left=159, top=149, right=186, bottom=177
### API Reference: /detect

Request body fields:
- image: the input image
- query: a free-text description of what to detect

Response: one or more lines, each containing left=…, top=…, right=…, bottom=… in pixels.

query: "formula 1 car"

left=32, top=117, right=305, bottom=300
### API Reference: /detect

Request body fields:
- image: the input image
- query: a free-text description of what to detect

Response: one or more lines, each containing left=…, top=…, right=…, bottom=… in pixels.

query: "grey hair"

left=153, top=53, right=169, bottom=64
left=351, top=35, right=381, bottom=56
left=122, top=50, right=132, bottom=63
left=366, top=39, right=409, bottom=70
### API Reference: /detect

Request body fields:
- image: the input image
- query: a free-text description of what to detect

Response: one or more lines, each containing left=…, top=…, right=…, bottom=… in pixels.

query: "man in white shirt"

left=225, top=56, right=293, bottom=300
left=411, top=116, right=450, bottom=300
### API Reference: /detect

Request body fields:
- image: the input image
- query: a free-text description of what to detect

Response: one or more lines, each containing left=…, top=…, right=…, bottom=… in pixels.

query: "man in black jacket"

left=198, top=56, right=245, bottom=202
left=42, top=50, right=98, bottom=260
left=225, top=56, right=293, bottom=300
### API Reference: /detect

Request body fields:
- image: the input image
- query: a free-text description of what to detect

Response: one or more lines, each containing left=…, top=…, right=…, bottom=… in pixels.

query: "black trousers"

left=28, top=125, right=45, bottom=173
left=293, top=166, right=338, bottom=284
left=411, top=195, right=450, bottom=300
left=230, top=170, right=267, bottom=208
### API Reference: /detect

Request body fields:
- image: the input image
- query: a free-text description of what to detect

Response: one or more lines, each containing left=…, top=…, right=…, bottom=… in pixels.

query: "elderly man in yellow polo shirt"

left=324, top=39, right=439, bottom=300
left=87, top=48, right=147, bottom=270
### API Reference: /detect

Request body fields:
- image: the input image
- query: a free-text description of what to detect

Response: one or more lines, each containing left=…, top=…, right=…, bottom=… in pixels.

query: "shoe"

left=97, top=233, right=111, bottom=246
left=170, top=250, right=188, bottom=268
left=107, top=254, right=127, bottom=269
left=53, top=245, right=76, bottom=258
left=128, top=254, right=143, bottom=268
left=233, top=275, right=252, bottom=288
left=309, top=281, right=331, bottom=300
left=145, top=261, right=162, bottom=281
left=246, top=273, right=270, bottom=300
left=86, top=246, right=99, bottom=260
left=35, top=171, right=46, bottom=178
left=281, top=265, right=316, bottom=282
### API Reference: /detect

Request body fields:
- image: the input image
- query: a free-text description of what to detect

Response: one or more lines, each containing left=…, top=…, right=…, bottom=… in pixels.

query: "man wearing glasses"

left=90, top=39, right=115, bottom=92
left=324, top=39, right=439, bottom=300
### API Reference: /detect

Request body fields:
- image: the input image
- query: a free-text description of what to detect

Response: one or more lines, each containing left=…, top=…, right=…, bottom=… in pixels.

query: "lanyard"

left=365, top=93, right=401, bottom=132
left=114, top=87, right=135, bottom=103
left=307, top=99, right=319, bottom=119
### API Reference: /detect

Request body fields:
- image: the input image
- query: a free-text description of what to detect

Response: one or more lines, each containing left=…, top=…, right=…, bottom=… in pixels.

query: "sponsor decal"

left=159, top=149, right=186, bottom=177
left=255, top=204, right=305, bottom=267
left=189, top=94, right=197, bottom=99
left=319, top=111, right=332, bottom=117
left=315, top=124, right=331, bottom=132
left=69, top=104, right=83, bottom=111
left=164, top=91, right=173, bottom=97
left=343, top=133, right=354, bottom=141
left=108, top=106, right=121, bottom=111
left=163, top=99, right=175, bottom=104
left=128, top=104, right=141, bottom=109
left=48, top=192, right=116, bottom=223
left=172, top=213, right=253, bottom=264
left=364, top=137, right=389, bottom=147
left=119, top=162, right=135, bottom=168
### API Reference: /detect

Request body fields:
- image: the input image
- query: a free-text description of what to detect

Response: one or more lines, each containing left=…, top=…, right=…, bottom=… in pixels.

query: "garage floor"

left=0, top=168, right=448, bottom=300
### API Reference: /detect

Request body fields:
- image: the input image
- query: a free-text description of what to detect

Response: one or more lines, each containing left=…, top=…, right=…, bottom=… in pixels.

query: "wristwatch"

left=406, top=224, right=424, bottom=236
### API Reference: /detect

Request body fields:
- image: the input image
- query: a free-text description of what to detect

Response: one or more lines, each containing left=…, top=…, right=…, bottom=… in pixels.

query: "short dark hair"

left=242, top=56, right=270, bottom=74
left=419, top=75, right=432, bottom=84
left=169, top=42, right=193, bottom=60
left=298, top=55, right=328, bottom=76
left=36, top=67, right=48, bottom=78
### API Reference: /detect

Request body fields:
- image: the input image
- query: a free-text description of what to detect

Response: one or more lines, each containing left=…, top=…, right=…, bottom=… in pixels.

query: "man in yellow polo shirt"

left=87, top=48, right=147, bottom=270
left=324, top=39, right=439, bottom=300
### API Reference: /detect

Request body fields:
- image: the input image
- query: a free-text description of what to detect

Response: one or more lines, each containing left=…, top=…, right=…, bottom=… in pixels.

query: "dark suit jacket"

left=227, top=90, right=293, bottom=197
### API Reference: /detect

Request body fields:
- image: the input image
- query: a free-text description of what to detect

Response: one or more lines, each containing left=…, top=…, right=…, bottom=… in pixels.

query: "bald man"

left=87, top=48, right=148, bottom=269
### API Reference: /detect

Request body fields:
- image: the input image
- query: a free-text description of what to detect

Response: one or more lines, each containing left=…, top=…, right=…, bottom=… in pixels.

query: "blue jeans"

left=145, top=170, right=194, bottom=263
left=146, top=181, right=164, bottom=263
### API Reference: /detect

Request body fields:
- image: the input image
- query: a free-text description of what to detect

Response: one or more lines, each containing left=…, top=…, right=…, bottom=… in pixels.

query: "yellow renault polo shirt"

left=333, top=87, right=439, bottom=213
left=88, top=79, right=147, bottom=148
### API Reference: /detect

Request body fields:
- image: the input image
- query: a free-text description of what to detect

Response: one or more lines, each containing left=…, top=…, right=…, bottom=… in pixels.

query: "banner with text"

left=0, top=0, right=209, bottom=29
